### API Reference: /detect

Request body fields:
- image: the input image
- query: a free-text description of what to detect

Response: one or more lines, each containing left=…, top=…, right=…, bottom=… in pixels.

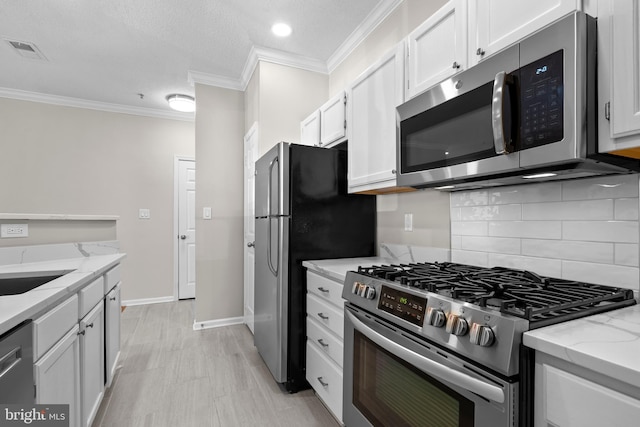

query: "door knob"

left=180, top=235, right=187, bottom=240
left=247, top=242, right=255, bottom=248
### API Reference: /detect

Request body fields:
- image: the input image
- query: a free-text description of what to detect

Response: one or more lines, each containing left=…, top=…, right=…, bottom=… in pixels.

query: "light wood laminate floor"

left=94, top=301, right=340, bottom=427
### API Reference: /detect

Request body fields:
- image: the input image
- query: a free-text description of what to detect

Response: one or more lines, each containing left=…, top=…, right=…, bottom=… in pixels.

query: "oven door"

left=343, top=305, right=517, bottom=427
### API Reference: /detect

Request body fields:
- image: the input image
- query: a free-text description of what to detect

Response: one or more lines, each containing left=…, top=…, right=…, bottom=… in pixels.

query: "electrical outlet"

left=1, top=224, right=29, bottom=238
left=404, top=213, right=413, bottom=232
left=138, top=209, right=151, bottom=219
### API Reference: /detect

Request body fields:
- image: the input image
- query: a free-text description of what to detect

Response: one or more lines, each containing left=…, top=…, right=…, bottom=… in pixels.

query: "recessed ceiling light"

left=272, top=22, right=292, bottom=37
left=434, top=185, right=456, bottom=190
left=166, top=94, right=195, bottom=113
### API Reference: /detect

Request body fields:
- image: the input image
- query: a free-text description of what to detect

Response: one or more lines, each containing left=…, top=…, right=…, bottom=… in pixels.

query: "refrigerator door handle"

left=267, top=156, right=280, bottom=277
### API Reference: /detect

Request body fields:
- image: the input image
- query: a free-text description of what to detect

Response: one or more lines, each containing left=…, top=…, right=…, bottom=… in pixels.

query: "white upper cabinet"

left=347, top=42, right=405, bottom=193
left=319, top=91, right=347, bottom=146
left=469, top=0, right=580, bottom=66
left=300, top=110, right=321, bottom=147
left=407, top=0, right=468, bottom=99
left=597, top=0, right=640, bottom=154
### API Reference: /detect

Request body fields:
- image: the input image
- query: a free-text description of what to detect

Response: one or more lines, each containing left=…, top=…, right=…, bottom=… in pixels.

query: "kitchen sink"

left=0, top=271, right=71, bottom=296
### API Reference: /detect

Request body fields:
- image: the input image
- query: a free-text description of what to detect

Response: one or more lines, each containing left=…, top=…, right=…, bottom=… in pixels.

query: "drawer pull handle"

left=109, top=296, right=117, bottom=301
left=87, top=323, right=94, bottom=328
left=317, top=313, right=329, bottom=320
left=78, top=330, right=85, bottom=336
left=317, top=287, right=329, bottom=293
left=317, top=339, right=329, bottom=348
left=317, top=377, right=329, bottom=387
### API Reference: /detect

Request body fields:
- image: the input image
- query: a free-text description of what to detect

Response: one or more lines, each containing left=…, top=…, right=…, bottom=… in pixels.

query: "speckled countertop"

left=523, top=303, right=640, bottom=389
left=302, top=257, right=396, bottom=282
left=0, top=254, right=125, bottom=335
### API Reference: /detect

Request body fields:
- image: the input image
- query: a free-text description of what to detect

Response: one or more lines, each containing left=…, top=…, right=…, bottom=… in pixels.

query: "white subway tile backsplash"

left=522, top=199, right=613, bottom=220
left=521, top=239, right=613, bottom=264
left=450, top=175, right=639, bottom=292
left=460, top=204, right=521, bottom=221
left=461, top=236, right=520, bottom=254
left=562, top=260, right=639, bottom=290
left=488, top=254, right=562, bottom=278
left=451, top=250, right=488, bottom=267
left=450, top=190, right=488, bottom=207
left=561, top=174, right=639, bottom=201
left=488, top=182, right=561, bottom=205
left=451, top=221, right=488, bottom=236
left=489, top=221, right=562, bottom=239
left=614, top=198, right=639, bottom=220
left=563, top=221, right=639, bottom=243
left=615, top=244, right=639, bottom=267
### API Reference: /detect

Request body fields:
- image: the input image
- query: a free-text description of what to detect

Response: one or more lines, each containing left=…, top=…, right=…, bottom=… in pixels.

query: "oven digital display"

left=378, top=286, right=427, bottom=326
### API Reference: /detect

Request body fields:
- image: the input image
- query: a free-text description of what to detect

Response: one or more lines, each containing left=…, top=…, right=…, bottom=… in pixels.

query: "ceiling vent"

left=4, top=39, right=47, bottom=61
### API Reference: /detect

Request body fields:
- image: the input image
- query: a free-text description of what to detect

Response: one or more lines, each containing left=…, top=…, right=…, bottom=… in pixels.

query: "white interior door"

left=244, top=123, right=258, bottom=333
left=178, top=159, right=196, bottom=300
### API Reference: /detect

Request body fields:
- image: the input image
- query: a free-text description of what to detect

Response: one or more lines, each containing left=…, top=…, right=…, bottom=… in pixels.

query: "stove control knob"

left=426, top=307, right=447, bottom=328
left=446, top=314, right=469, bottom=336
left=365, top=286, right=376, bottom=300
left=470, top=323, right=495, bottom=347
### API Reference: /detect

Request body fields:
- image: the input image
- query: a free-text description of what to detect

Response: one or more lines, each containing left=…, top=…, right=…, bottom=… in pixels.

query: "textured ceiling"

left=0, top=0, right=394, bottom=117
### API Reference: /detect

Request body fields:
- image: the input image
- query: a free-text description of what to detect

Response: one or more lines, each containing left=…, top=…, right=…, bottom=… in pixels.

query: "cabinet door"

left=35, top=325, right=81, bottom=427
left=469, top=0, right=579, bottom=66
left=80, top=301, right=104, bottom=427
left=611, top=0, right=640, bottom=138
left=300, top=110, right=321, bottom=147
left=319, top=91, right=347, bottom=145
left=105, top=283, right=121, bottom=388
left=347, top=42, right=404, bottom=193
left=407, top=0, right=467, bottom=99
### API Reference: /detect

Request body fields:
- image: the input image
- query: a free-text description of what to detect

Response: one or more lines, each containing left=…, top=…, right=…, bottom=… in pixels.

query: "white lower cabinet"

left=104, top=282, right=121, bottom=388
left=80, top=301, right=105, bottom=427
left=534, top=353, right=640, bottom=427
left=306, top=270, right=345, bottom=424
left=35, top=324, right=81, bottom=427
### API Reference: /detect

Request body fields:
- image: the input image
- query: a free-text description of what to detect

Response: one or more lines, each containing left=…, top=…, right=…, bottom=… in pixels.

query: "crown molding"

left=188, top=70, right=243, bottom=91
left=327, top=0, right=404, bottom=73
left=0, top=88, right=194, bottom=121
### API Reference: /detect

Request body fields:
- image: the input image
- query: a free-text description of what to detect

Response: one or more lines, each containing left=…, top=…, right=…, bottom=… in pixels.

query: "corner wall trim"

left=122, top=296, right=175, bottom=307
left=192, top=316, right=245, bottom=331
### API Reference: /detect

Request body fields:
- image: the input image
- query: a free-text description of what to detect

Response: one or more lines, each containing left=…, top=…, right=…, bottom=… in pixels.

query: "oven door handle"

left=347, top=310, right=505, bottom=404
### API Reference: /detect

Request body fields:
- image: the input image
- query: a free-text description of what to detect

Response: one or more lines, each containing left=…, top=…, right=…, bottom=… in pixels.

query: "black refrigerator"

left=254, top=142, right=376, bottom=392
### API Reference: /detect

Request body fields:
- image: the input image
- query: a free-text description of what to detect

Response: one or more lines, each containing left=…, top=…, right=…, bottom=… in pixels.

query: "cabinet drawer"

left=33, top=294, right=78, bottom=360
left=307, top=293, right=343, bottom=338
left=307, top=271, right=344, bottom=309
left=103, top=264, right=121, bottom=294
left=306, top=341, right=343, bottom=423
left=78, top=277, right=104, bottom=319
left=307, top=316, right=343, bottom=367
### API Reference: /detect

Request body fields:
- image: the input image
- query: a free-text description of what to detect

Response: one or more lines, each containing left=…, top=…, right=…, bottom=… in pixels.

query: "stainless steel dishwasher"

left=0, top=320, right=34, bottom=403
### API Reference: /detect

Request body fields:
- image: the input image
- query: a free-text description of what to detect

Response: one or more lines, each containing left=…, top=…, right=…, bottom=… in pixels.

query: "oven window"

left=353, top=331, right=474, bottom=427
left=400, top=82, right=496, bottom=173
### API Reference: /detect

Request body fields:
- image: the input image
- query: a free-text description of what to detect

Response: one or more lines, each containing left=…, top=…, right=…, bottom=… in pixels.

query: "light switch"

left=404, top=213, right=413, bottom=232
left=203, top=207, right=212, bottom=220
left=138, top=209, right=150, bottom=219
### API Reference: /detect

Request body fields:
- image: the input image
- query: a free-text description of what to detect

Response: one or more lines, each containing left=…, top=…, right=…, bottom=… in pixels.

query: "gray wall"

left=0, top=97, right=195, bottom=301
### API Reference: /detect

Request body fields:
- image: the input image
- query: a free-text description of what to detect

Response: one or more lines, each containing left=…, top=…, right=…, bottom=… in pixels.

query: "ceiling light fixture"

left=272, top=22, right=292, bottom=37
left=166, top=94, right=195, bottom=113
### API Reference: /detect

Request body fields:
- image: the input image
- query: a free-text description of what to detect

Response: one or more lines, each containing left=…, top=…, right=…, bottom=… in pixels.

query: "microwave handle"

left=492, top=71, right=512, bottom=155
left=346, top=310, right=505, bottom=404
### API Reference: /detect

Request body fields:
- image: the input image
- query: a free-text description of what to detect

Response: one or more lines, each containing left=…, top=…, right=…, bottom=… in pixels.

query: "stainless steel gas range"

left=342, top=262, right=637, bottom=427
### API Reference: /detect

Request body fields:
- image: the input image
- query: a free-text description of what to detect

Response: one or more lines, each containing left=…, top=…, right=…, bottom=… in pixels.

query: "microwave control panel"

left=519, top=49, right=564, bottom=148
left=378, top=286, right=427, bottom=327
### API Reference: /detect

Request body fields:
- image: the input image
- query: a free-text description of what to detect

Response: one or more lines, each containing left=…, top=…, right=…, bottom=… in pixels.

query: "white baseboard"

left=122, top=296, right=174, bottom=306
left=192, top=316, right=244, bottom=330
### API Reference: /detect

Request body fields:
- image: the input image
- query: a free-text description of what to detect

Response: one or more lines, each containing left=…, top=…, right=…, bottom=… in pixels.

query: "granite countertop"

left=302, top=257, right=395, bottom=283
left=0, top=253, right=125, bottom=335
left=523, top=303, right=640, bottom=389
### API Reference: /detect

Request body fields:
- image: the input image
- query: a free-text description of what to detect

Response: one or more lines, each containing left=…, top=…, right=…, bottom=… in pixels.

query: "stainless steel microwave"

left=397, top=12, right=634, bottom=191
